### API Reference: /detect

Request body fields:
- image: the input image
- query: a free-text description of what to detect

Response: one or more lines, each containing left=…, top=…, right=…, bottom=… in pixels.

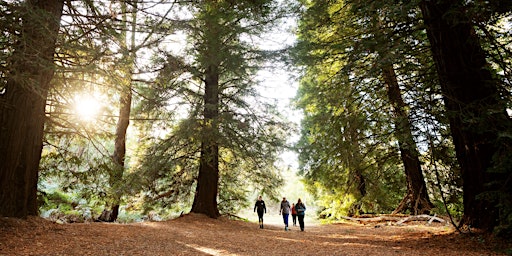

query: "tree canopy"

left=1, top=0, right=511, bottom=235
left=294, top=0, right=512, bottom=234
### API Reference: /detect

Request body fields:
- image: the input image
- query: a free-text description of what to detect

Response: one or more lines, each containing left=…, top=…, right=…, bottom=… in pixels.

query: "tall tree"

left=39, top=0, right=180, bottom=220
left=355, top=2, right=434, bottom=215
left=418, top=0, right=512, bottom=231
left=185, top=0, right=288, bottom=217
left=188, top=2, right=223, bottom=218
left=0, top=0, right=64, bottom=217
left=97, top=0, right=137, bottom=222
left=295, top=0, right=438, bottom=217
left=382, top=64, right=433, bottom=214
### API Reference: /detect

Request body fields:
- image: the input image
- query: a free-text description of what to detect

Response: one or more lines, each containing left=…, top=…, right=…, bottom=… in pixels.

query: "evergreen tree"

left=185, top=0, right=289, bottom=218
left=419, top=0, right=512, bottom=232
left=358, top=3, right=433, bottom=215
left=294, top=0, right=445, bottom=216
left=40, top=0, right=182, bottom=221
left=294, top=0, right=407, bottom=216
left=0, top=0, right=65, bottom=217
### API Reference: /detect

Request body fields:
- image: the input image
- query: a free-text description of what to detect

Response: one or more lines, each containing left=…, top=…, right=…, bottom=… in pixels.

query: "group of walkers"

left=253, top=196, right=306, bottom=231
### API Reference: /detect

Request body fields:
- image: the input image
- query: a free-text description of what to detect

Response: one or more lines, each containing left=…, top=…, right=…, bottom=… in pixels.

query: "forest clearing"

left=1, top=213, right=510, bottom=256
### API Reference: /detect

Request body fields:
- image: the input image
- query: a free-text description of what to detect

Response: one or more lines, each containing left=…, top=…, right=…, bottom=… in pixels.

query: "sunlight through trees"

left=1, top=0, right=511, bottom=236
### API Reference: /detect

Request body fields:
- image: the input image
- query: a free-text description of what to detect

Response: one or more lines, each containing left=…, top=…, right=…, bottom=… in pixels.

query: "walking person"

left=279, top=197, right=291, bottom=231
left=254, top=195, right=266, bottom=229
left=296, top=198, right=306, bottom=231
left=291, top=203, right=297, bottom=226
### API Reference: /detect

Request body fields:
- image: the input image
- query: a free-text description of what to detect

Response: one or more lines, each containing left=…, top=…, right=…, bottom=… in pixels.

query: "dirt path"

left=0, top=214, right=508, bottom=255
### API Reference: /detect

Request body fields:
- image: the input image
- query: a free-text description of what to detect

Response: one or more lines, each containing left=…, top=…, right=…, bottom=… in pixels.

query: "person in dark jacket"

left=295, top=198, right=306, bottom=231
left=254, top=195, right=267, bottom=229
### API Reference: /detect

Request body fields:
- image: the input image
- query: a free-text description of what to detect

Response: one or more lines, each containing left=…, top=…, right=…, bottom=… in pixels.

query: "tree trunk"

left=97, top=82, right=131, bottom=222
left=419, top=0, right=511, bottom=231
left=191, top=65, right=221, bottom=218
left=382, top=65, right=433, bottom=215
left=349, top=172, right=366, bottom=216
left=346, top=119, right=367, bottom=216
left=98, top=1, right=136, bottom=222
left=0, top=0, right=64, bottom=218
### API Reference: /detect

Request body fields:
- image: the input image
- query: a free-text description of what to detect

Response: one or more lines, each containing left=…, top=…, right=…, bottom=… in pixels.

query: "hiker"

left=279, top=197, right=291, bottom=231
left=291, top=203, right=297, bottom=226
left=296, top=198, right=306, bottom=231
left=254, top=195, right=267, bottom=229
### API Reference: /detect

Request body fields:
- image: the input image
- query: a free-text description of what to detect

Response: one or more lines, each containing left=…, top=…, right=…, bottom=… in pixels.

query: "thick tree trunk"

left=382, top=65, right=433, bottom=215
left=0, top=0, right=64, bottom=218
left=419, top=0, right=511, bottom=231
left=191, top=65, right=221, bottom=218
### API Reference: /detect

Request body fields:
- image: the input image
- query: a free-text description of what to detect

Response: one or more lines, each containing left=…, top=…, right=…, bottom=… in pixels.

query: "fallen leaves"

left=0, top=214, right=509, bottom=255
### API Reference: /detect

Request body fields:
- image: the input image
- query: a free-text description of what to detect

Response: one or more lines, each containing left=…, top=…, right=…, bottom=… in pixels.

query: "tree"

left=39, top=0, right=131, bottom=221
left=0, top=0, right=64, bottom=217
left=31, top=0, right=288, bottom=220
left=294, top=0, right=438, bottom=217
left=38, top=0, right=182, bottom=221
left=382, top=64, right=433, bottom=214
left=418, top=0, right=512, bottom=231
left=365, top=7, right=433, bottom=214
left=186, top=0, right=288, bottom=218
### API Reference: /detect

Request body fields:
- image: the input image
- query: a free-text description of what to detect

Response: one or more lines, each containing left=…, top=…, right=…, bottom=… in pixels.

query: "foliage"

left=294, top=0, right=404, bottom=216
left=3, top=0, right=510, bottom=232
left=136, top=0, right=292, bottom=216
left=36, top=0, right=295, bottom=219
left=293, top=0, right=468, bottom=218
left=38, top=0, right=186, bottom=219
left=293, top=0, right=512, bottom=233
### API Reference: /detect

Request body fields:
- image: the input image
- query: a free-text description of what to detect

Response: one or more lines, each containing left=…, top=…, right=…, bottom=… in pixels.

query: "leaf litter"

left=0, top=213, right=510, bottom=255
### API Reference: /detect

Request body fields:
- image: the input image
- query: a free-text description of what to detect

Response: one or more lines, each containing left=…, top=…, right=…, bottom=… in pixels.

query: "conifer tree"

left=0, top=0, right=65, bottom=217
left=419, top=0, right=512, bottom=232
left=184, top=0, right=288, bottom=217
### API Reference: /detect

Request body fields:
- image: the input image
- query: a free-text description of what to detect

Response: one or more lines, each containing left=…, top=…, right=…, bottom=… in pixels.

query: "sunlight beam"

left=73, top=94, right=101, bottom=122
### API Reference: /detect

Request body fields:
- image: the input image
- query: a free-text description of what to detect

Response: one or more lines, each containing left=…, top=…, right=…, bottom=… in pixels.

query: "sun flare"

left=74, top=94, right=101, bottom=121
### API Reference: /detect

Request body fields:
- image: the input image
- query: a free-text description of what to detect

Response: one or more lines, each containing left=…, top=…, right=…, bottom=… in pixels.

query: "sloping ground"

left=0, top=214, right=509, bottom=255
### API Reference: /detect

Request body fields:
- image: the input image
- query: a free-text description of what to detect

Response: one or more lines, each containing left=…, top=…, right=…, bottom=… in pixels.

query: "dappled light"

left=1, top=1, right=512, bottom=255
left=1, top=214, right=509, bottom=255
left=178, top=242, right=232, bottom=256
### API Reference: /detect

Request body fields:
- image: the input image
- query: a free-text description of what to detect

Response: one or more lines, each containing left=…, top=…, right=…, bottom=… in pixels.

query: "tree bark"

left=382, top=65, right=433, bottom=215
left=191, top=65, right=221, bottom=218
left=419, top=0, right=511, bottom=231
left=98, top=82, right=131, bottom=222
left=345, top=119, right=367, bottom=215
left=0, top=0, right=64, bottom=218
left=98, top=1, right=136, bottom=222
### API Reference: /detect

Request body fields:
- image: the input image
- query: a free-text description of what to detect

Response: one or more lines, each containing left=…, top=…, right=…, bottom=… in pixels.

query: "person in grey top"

left=279, top=197, right=291, bottom=231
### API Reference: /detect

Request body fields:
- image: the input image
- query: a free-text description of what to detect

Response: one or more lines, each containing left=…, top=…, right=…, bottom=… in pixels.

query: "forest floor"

left=1, top=213, right=511, bottom=256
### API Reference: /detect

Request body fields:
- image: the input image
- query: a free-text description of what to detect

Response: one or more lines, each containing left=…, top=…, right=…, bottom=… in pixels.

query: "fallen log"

left=341, top=214, right=446, bottom=225
left=341, top=215, right=403, bottom=222
left=396, top=214, right=445, bottom=225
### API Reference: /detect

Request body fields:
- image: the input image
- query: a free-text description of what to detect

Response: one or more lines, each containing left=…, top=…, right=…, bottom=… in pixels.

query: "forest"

left=1, top=0, right=512, bottom=240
